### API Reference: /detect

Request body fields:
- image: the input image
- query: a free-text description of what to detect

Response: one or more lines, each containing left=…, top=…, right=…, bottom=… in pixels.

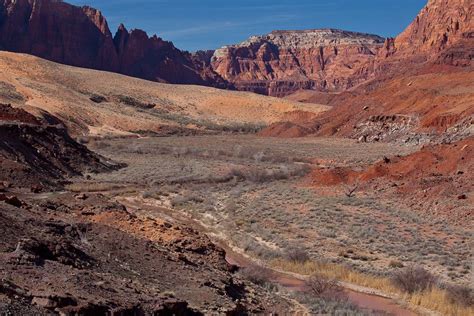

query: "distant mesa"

left=210, top=29, right=386, bottom=96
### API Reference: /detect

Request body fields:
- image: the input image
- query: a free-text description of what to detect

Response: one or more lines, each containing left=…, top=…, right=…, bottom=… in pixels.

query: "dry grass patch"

left=270, top=259, right=474, bottom=316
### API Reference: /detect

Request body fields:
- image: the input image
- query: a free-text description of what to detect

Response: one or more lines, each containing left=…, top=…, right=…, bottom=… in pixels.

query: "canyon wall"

left=0, top=0, right=227, bottom=87
left=211, top=29, right=385, bottom=96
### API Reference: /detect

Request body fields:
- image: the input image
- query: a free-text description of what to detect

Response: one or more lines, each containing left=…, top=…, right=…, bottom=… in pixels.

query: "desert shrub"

left=116, top=95, right=155, bottom=109
left=343, top=182, right=359, bottom=198
left=214, top=122, right=266, bottom=134
left=389, top=260, right=404, bottom=268
left=392, top=266, right=437, bottom=294
left=445, top=284, right=474, bottom=307
left=244, top=242, right=281, bottom=260
left=306, top=274, right=345, bottom=300
left=89, top=140, right=110, bottom=150
left=89, top=94, right=107, bottom=103
left=240, top=266, right=271, bottom=286
left=228, top=164, right=310, bottom=183
left=285, top=247, right=310, bottom=263
left=76, top=136, right=89, bottom=144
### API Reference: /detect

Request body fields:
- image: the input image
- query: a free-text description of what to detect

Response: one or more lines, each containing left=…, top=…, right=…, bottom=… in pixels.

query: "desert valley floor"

left=3, top=132, right=471, bottom=315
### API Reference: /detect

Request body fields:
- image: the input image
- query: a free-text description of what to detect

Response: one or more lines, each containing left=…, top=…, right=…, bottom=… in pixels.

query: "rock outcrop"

left=0, top=0, right=471, bottom=97
left=211, top=29, right=385, bottom=96
left=279, top=0, right=474, bottom=141
left=211, top=0, right=473, bottom=96
left=0, top=104, right=119, bottom=188
left=0, top=0, right=227, bottom=87
left=381, top=0, right=473, bottom=66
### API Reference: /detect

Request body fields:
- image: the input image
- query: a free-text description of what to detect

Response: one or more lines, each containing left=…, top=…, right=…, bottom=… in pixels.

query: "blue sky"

left=69, top=0, right=427, bottom=52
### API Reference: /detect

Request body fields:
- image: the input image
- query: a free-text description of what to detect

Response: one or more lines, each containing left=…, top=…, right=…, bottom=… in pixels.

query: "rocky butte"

left=210, top=29, right=385, bottom=96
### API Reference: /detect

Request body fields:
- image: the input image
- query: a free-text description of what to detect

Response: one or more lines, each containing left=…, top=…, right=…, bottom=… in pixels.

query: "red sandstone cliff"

left=0, top=0, right=118, bottom=71
left=270, top=0, right=474, bottom=139
left=383, top=0, right=473, bottom=66
left=0, top=0, right=227, bottom=87
left=211, top=0, right=473, bottom=96
left=0, top=0, right=471, bottom=96
left=113, top=24, right=207, bottom=85
left=211, top=29, right=385, bottom=97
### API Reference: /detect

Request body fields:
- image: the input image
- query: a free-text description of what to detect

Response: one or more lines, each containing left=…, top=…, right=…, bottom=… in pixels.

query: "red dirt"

left=293, top=70, right=474, bottom=138
left=258, top=110, right=322, bottom=138
left=309, top=137, right=473, bottom=224
left=0, top=104, right=40, bottom=125
left=311, top=138, right=473, bottom=185
left=258, top=121, right=313, bottom=138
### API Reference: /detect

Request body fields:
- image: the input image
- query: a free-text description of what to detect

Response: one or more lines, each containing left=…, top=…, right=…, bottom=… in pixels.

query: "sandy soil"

left=310, top=137, right=473, bottom=226
left=0, top=52, right=328, bottom=136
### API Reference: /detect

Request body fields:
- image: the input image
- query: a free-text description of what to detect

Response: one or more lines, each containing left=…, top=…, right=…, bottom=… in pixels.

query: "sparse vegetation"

left=306, top=274, right=344, bottom=299
left=388, top=260, right=404, bottom=269
left=66, top=182, right=125, bottom=193
left=240, top=266, right=272, bottom=286
left=86, top=135, right=472, bottom=315
left=271, top=259, right=474, bottom=316
left=392, top=266, right=437, bottom=294
left=285, top=247, right=310, bottom=263
left=445, top=284, right=474, bottom=307
left=89, top=94, right=107, bottom=103
left=343, top=182, right=359, bottom=198
left=116, top=95, right=155, bottom=109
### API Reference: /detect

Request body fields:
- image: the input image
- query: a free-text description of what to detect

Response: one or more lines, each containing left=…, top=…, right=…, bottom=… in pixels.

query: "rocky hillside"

left=0, top=191, right=290, bottom=314
left=0, top=0, right=227, bottom=87
left=0, top=51, right=327, bottom=137
left=211, top=29, right=385, bottom=96
left=0, top=104, right=118, bottom=189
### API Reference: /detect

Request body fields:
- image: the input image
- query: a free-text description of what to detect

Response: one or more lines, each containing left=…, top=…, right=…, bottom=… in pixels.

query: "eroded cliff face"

left=385, top=0, right=473, bottom=65
left=211, top=0, right=473, bottom=96
left=211, top=29, right=385, bottom=96
left=272, top=0, right=474, bottom=140
left=113, top=24, right=206, bottom=85
left=0, top=0, right=119, bottom=70
left=0, top=0, right=227, bottom=87
left=0, top=0, right=471, bottom=96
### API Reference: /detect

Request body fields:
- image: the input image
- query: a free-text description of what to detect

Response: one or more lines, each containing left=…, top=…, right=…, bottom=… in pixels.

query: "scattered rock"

left=31, top=295, right=76, bottom=310
left=0, top=194, right=23, bottom=207
left=75, top=193, right=88, bottom=200
left=89, top=95, right=107, bottom=103
left=30, top=184, right=43, bottom=193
